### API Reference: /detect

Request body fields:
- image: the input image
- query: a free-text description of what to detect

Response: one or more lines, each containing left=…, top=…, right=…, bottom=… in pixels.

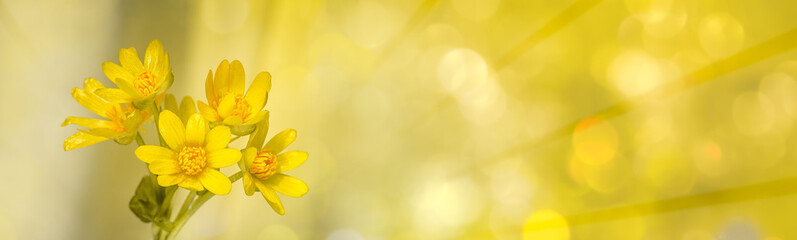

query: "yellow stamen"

left=105, top=104, right=133, bottom=132
left=249, top=149, right=277, bottom=180
left=134, top=71, right=158, bottom=96
left=178, top=146, right=206, bottom=175
left=230, top=94, right=251, bottom=120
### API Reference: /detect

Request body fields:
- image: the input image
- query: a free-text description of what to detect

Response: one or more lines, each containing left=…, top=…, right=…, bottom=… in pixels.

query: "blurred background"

left=2, top=0, right=797, bottom=239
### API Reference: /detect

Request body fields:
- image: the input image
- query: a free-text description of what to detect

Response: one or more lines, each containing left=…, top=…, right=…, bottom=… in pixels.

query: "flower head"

left=62, top=78, right=148, bottom=150
left=95, top=39, right=174, bottom=108
left=240, top=120, right=308, bottom=215
left=135, top=110, right=241, bottom=195
left=198, top=60, right=271, bottom=135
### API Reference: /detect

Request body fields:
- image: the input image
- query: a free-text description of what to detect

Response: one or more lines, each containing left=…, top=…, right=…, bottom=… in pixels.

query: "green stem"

left=152, top=224, right=160, bottom=240
left=136, top=132, right=146, bottom=146
left=229, top=171, right=243, bottom=182
left=150, top=102, right=167, bottom=147
left=151, top=101, right=173, bottom=238
left=142, top=106, right=169, bottom=239
left=137, top=132, right=160, bottom=218
left=177, top=191, right=196, bottom=218
left=163, top=172, right=244, bottom=240
left=230, top=135, right=242, bottom=142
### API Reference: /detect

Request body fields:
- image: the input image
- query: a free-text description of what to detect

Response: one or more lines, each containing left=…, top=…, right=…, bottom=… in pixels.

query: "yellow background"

left=1, top=0, right=797, bottom=239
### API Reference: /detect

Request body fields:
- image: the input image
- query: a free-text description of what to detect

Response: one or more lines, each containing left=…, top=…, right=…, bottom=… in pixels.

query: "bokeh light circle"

left=572, top=118, right=619, bottom=166
left=699, top=13, right=745, bottom=59
left=437, top=48, right=490, bottom=95
left=609, top=50, right=666, bottom=97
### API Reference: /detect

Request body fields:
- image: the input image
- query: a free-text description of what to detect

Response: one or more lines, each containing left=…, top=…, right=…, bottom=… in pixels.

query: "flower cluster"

left=62, top=40, right=308, bottom=239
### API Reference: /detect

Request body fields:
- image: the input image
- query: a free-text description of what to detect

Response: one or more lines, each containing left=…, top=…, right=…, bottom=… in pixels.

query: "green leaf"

left=129, top=176, right=164, bottom=223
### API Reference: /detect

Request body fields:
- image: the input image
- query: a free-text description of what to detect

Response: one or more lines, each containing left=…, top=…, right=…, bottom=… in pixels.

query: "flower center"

left=249, top=150, right=277, bottom=180
left=178, top=146, right=206, bottom=176
left=106, top=104, right=134, bottom=132
left=134, top=71, right=158, bottom=96
left=230, top=94, right=251, bottom=120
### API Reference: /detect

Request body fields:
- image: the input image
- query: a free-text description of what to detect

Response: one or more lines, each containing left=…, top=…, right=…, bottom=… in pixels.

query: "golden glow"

left=18, top=0, right=797, bottom=238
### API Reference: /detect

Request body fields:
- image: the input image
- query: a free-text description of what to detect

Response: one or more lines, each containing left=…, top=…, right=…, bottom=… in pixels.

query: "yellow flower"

left=197, top=60, right=271, bottom=135
left=62, top=78, right=148, bottom=150
left=163, top=93, right=197, bottom=124
left=95, top=39, right=174, bottom=108
left=240, top=120, right=308, bottom=215
left=135, top=110, right=241, bottom=195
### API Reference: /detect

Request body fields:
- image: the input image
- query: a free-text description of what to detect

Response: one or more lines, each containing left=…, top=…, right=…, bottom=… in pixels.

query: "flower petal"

left=199, top=168, right=231, bottom=195
left=163, top=94, right=178, bottom=114
left=119, top=47, right=145, bottom=73
left=144, top=39, right=165, bottom=72
left=158, top=174, right=185, bottom=186
left=214, top=60, right=230, bottom=96
left=243, top=110, right=268, bottom=125
left=114, top=131, right=137, bottom=145
left=240, top=147, right=257, bottom=170
left=229, top=60, right=246, bottom=95
left=157, top=72, right=174, bottom=94
left=266, top=173, right=308, bottom=198
left=61, top=116, right=111, bottom=129
left=83, top=77, right=106, bottom=92
left=205, top=126, right=231, bottom=152
left=179, top=96, right=197, bottom=124
left=158, top=110, right=186, bottom=151
left=63, top=131, right=108, bottom=151
left=94, top=88, right=133, bottom=103
left=149, top=159, right=181, bottom=175
left=264, top=129, right=297, bottom=154
left=197, top=101, right=222, bottom=122
left=156, top=71, right=174, bottom=95
left=122, top=109, right=145, bottom=130
left=132, top=94, right=157, bottom=109
left=204, top=70, right=218, bottom=106
left=71, top=87, right=109, bottom=117
left=178, top=176, right=204, bottom=191
left=185, top=114, right=208, bottom=147
left=246, top=116, right=269, bottom=149
left=217, top=94, right=235, bottom=118
left=223, top=116, right=243, bottom=126
left=102, top=62, right=134, bottom=85
left=243, top=173, right=256, bottom=196
left=255, top=180, right=285, bottom=215
left=277, top=151, right=308, bottom=173
left=155, top=50, right=170, bottom=79
left=80, top=128, right=124, bottom=139
left=206, top=148, right=241, bottom=168
left=135, top=145, right=175, bottom=163
left=244, top=72, right=272, bottom=111
left=114, top=74, right=144, bottom=98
